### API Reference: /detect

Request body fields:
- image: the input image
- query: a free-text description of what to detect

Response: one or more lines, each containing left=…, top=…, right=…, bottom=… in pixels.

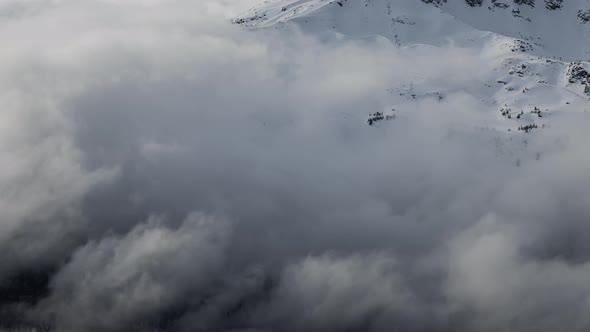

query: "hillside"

left=235, top=0, right=590, bottom=133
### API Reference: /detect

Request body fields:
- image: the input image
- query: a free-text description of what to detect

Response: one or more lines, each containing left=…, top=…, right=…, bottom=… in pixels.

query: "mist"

left=0, top=0, right=590, bottom=331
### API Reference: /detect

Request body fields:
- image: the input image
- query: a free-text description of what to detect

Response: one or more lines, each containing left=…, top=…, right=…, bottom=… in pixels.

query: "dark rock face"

left=518, top=123, right=538, bottom=133
left=465, top=0, right=483, bottom=6
left=514, top=0, right=535, bottom=7
left=419, top=0, right=584, bottom=24
left=367, top=111, right=394, bottom=126
left=422, top=0, right=567, bottom=11
left=579, top=9, right=590, bottom=23
left=567, top=62, right=590, bottom=98
left=512, top=8, right=531, bottom=21
left=492, top=1, right=510, bottom=9
left=421, top=0, right=487, bottom=8
left=567, top=63, right=589, bottom=83
left=421, top=0, right=447, bottom=7
left=510, top=40, right=534, bottom=52
left=233, top=14, right=266, bottom=25
left=545, top=0, right=563, bottom=10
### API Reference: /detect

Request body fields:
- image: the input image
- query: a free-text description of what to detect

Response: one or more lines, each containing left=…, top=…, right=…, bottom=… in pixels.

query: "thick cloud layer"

left=1, top=0, right=590, bottom=331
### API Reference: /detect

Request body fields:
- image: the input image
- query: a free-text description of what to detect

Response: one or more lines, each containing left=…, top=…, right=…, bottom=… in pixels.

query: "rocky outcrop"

left=367, top=111, right=395, bottom=126
left=514, top=0, right=535, bottom=7
left=465, top=0, right=483, bottom=6
left=512, top=8, right=531, bottom=21
left=421, top=0, right=446, bottom=7
left=233, top=14, right=266, bottom=25
left=567, top=63, right=589, bottom=83
left=421, top=0, right=566, bottom=11
left=422, top=0, right=489, bottom=7
left=510, top=40, right=534, bottom=52
left=545, top=0, right=563, bottom=10
left=492, top=1, right=510, bottom=9
left=518, top=123, right=538, bottom=133
left=579, top=10, right=590, bottom=23
left=567, top=62, right=590, bottom=98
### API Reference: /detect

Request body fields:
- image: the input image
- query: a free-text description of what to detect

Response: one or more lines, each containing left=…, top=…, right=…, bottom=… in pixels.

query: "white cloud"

left=0, top=0, right=588, bottom=331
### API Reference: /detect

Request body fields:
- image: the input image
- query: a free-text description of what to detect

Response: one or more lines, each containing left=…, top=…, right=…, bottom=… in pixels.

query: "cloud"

left=258, top=253, right=426, bottom=332
left=36, top=213, right=231, bottom=331
left=0, top=0, right=589, bottom=331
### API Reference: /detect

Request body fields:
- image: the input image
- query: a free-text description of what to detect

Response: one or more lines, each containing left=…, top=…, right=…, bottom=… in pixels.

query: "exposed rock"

left=512, top=8, right=532, bottom=21
left=392, top=16, right=416, bottom=25
left=421, top=0, right=447, bottom=7
left=578, top=9, right=590, bottom=23
left=510, top=40, right=534, bottom=52
left=514, top=0, right=535, bottom=7
left=492, top=0, right=510, bottom=9
left=545, top=0, right=562, bottom=10
left=367, top=111, right=395, bottom=126
left=233, top=13, right=266, bottom=25
left=567, top=62, right=590, bottom=83
left=465, top=0, right=483, bottom=6
left=567, top=62, right=590, bottom=98
left=518, top=123, right=538, bottom=133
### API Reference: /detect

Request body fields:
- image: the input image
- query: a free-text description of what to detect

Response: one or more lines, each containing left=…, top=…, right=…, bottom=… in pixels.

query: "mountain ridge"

left=235, top=0, right=590, bottom=133
left=235, top=0, right=590, bottom=60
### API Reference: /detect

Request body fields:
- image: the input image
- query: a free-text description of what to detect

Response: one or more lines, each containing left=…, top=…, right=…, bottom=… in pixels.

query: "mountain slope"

left=236, top=0, right=590, bottom=60
left=235, top=0, right=590, bottom=133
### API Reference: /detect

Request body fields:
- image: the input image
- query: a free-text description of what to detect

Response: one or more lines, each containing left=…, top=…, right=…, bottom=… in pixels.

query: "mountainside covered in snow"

left=235, top=0, right=590, bottom=133
left=236, top=0, right=590, bottom=59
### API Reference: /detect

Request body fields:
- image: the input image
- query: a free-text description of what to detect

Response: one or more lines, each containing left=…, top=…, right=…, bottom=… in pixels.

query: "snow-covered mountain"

left=235, top=0, right=590, bottom=132
left=236, top=0, right=590, bottom=59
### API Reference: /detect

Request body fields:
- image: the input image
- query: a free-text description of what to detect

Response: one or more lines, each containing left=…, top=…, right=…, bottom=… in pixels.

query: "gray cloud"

left=37, top=213, right=231, bottom=331
left=0, top=0, right=589, bottom=331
